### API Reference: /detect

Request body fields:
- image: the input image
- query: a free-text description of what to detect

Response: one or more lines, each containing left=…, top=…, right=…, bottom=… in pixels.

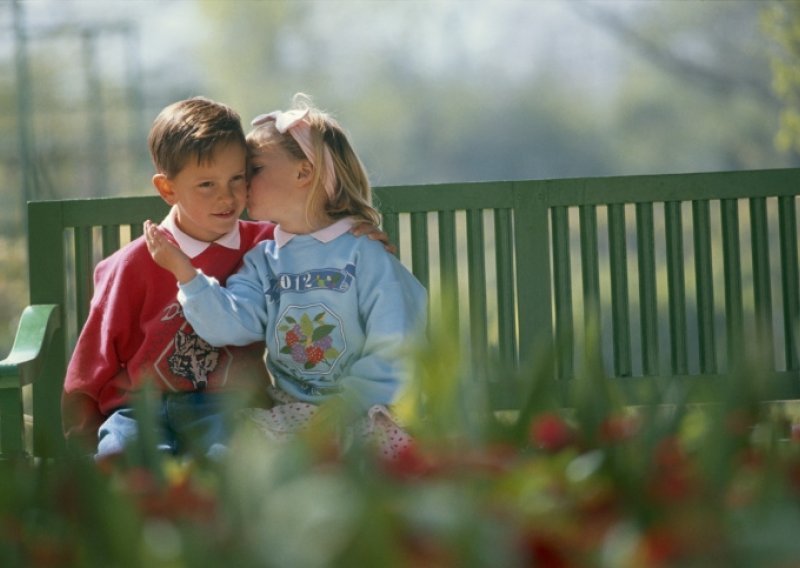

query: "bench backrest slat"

left=635, top=202, right=659, bottom=376
left=551, top=205, right=573, bottom=379
left=692, top=200, right=716, bottom=373
left=779, top=196, right=800, bottom=370
left=494, top=208, right=517, bottom=369
left=466, top=209, right=489, bottom=367
left=607, top=203, right=631, bottom=377
left=664, top=201, right=688, bottom=375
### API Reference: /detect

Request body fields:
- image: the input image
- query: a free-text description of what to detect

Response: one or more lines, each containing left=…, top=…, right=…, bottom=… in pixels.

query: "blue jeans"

left=96, top=391, right=233, bottom=460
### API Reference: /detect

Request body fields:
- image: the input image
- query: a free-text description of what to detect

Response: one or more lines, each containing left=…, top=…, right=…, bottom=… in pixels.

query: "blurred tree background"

left=1, top=0, right=799, bottom=356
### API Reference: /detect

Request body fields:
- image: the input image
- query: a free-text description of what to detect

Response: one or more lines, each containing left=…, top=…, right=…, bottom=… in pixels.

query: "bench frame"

left=3, top=168, right=799, bottom=458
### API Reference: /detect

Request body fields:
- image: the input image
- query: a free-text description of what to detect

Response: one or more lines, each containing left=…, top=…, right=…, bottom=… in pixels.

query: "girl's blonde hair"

left=247, top=93, right=380, bottom=226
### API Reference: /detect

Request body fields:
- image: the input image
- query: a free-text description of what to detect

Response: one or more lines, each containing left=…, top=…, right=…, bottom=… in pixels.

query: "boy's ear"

left=152, top=174, right=176, bottom=204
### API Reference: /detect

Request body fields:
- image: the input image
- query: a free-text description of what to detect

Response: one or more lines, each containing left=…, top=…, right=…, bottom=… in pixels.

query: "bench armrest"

left=0, top=304, right=61, bottom=388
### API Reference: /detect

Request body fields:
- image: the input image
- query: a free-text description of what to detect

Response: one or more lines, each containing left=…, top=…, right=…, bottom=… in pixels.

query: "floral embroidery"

left=276, top=304, right=345, bottom=373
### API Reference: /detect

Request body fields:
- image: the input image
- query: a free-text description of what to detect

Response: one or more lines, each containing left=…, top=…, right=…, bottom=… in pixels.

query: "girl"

left=145, top=94, right=427, bottom=458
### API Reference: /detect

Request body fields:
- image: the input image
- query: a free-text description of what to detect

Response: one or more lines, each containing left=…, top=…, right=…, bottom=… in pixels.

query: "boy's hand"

left=350, top=223, right=397, bottom=255
left=144, top=220, right=197, bottom=284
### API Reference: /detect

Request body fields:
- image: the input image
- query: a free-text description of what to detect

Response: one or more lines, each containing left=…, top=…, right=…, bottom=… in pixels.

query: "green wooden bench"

left=2, top=168, right=799, bottom=459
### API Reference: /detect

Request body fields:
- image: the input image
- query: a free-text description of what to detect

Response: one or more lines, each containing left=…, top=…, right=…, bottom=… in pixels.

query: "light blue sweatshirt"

left=178, top=218, right=428, bottom=414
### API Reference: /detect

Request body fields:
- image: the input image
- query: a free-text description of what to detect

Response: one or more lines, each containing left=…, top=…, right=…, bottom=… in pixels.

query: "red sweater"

left=62, top=220, right=275, bottom=446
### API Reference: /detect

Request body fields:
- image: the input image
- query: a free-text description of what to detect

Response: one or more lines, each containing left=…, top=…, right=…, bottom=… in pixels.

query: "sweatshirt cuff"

left=177, top=272, right=212, bottom=300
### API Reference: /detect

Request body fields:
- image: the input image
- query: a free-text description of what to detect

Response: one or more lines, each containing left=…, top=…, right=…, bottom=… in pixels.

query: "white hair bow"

left=251, top=108, right=310, bottom=133
left=250, top=108, right=336, bottom=199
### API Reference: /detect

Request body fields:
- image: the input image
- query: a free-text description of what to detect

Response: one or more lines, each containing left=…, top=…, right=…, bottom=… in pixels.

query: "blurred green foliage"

left=3, top=310, right=800, bottom=567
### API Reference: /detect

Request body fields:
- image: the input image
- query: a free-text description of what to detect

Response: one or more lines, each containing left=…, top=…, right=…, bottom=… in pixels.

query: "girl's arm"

left=144, top=220, right=267, bottom=347
left=144, top=220, right=197, bottom=283
left=178, top=246, right=270, bottom=347
left=337, top=242, right=428, bottom=414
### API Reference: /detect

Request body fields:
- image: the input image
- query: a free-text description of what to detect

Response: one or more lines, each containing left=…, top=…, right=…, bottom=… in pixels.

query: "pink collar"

left=274, top=217, right=355, bottom=249
left=160, top=207, right=241, bottom=259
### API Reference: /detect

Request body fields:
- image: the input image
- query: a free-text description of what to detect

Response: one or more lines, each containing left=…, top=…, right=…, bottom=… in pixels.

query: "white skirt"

left=238, top=385, right=412, bottom=460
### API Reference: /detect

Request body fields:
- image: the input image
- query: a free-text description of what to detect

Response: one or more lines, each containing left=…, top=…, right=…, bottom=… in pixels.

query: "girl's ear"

left=153, top=174, right=176, bottom=204
left=297, top=160, right=313, bottom=182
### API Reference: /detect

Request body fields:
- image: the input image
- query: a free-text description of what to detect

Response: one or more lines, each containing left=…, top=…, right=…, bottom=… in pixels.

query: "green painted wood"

left=750, top=197, right=774, bottom=354
left=130, top=223, right=144, bottom=240
left=494, top=208, right=516, bottom=368
left=437, top=210, right=459, bottom=336
left=635, top=203, right=659, bottom=376
left=410, top=212, right=430, bottom=292
left=60, top=195, right=169, bottom=226
left=0, top=392, right=23, bottom=456
left=541, top=169, right=800, bottom=207
left=74, top=226, right=93, bottom=330
left=466, top=209, right=489, bottom=368
left=608, top=204, right=631, bottom=377
left=375, top=182, right=515, bottom=212
left=721, top=199, right=744, bottom=370
left=778, top=196, right=799, bottom=371
left=665, top=201, right=688, bottom=374
left=579, top=205, right=601, bottom=348
left=27, top=201, right=68, bottom=458
left=438, top=210, right=458, bottom=291
left=551, top=206, right=573, bottom=379
left=513, top=182, right=552, bottom=371
left=692, top=200, right=717, bottom=373
left=10, top=168, right=800, bottom=458
left=380, top=212, right=399, bottom=255
left=102, top=225, right=121, bottom=258
left=0, top=305, right=60, bottom=457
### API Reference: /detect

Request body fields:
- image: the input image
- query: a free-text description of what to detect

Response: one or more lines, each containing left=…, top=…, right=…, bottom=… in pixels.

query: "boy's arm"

left=62, top=369, right=128, bottom=450
left=61, top=391, right=105, bottom=450
left=62, top=257, right=141, bottom=446
left=350, top=222, right=397, bottom=255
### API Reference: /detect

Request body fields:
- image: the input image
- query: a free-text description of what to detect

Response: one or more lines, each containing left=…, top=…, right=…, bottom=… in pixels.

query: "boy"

left=63, top=96, right=390, bottom=458
left=62, top=97, right=274, bottom=458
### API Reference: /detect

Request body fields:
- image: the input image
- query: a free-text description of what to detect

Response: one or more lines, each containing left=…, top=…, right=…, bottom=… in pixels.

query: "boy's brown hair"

left=148, top=96, right=246, bottom=178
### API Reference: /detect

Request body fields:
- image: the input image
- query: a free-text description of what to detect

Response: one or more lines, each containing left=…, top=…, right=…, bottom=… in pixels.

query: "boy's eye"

left=198, top=181, right=214, bottom=188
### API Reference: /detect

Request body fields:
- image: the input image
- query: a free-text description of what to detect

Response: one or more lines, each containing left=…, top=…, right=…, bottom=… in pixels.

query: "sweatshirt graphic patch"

left=154, top=322, right=232, bottom=391
left=275, top=304, right=345, bottom=376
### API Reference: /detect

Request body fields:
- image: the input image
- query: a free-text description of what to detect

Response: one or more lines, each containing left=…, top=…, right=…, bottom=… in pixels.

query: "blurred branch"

left=571, top=2, right=780, bottom=108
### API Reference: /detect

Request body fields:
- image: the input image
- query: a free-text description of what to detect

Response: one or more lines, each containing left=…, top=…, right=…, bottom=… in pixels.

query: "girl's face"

left=153, top=142, right=248, bottom=242
left=247, top=144, right=313, bottom=232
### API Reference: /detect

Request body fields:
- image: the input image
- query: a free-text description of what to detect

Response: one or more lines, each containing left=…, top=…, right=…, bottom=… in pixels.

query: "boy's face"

left=153, top=143, right=248, bottom=242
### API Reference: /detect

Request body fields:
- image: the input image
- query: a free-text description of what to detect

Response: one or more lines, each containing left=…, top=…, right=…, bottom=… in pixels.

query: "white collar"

left=274, top=217, right=355, bottom=249
left=160, top=206, right=241, bottom=259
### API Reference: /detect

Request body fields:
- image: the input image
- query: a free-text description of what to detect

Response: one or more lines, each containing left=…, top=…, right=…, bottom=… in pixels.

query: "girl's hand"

left=143, top=220, right=197, bottom=283
left=350, top=223, right=397, bottom=255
